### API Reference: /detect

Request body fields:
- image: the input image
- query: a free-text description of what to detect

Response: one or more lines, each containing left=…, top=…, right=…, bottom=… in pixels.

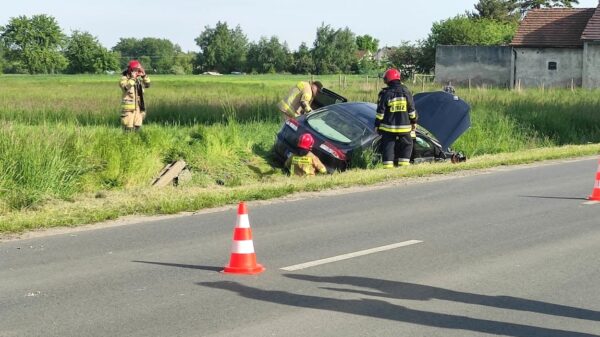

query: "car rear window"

left=307, top=109, right=365, bottom=144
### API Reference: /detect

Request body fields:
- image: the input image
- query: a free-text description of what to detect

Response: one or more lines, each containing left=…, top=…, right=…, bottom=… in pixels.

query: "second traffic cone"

left=588, top=159, right=600, bottom=201
left=222, top=202, right=265, bottom=275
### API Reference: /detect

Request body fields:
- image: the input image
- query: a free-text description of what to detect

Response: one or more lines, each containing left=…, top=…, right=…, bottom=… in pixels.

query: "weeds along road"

left=1, top=158, right=599, bottom=337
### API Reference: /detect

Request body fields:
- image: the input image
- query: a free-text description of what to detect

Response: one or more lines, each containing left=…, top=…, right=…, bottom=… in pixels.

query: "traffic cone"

left=588, top=159, right=600, bottom=201
left=222, top=202, right=265, bottom=275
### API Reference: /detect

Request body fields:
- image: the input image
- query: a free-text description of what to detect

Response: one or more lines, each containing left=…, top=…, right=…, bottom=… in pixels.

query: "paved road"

left=1, top=158, right=599, bottom=337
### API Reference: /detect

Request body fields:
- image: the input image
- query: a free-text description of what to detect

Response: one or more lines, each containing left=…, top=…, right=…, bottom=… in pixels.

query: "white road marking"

left=583, top=200, right=599, bottom=205
left=281, top=240, right=423, bottom=271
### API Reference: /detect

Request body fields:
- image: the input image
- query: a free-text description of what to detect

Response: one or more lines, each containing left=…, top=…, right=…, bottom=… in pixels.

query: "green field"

left=1, top=74, right=599, bottom=232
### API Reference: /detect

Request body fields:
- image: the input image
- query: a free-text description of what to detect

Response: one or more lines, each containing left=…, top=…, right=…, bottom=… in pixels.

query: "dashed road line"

left=281, top=240, right=423, bottom=271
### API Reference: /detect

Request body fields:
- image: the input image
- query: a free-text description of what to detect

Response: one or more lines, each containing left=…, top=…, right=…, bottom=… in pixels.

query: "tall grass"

left=1, top=74, right=599, bottom=215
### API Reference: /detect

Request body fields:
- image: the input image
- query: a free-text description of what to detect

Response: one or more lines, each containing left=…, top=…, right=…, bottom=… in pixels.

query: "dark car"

left=273, top=89, right=470, bottom=172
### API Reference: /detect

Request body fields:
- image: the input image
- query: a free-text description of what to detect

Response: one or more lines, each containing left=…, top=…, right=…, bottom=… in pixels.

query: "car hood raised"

left=414, top=91, right=471, bottom=149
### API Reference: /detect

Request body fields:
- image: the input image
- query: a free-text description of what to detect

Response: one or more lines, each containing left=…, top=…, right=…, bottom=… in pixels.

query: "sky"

left=1, top=0, right=598, bottom=52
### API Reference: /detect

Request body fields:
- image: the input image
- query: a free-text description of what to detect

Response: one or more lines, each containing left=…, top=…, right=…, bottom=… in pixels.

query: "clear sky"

left=1, top=0, right=598, bottom=52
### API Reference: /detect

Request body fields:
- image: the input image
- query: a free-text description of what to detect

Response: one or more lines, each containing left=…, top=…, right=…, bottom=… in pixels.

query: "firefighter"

left=285, top=133, right=328, bottom=176
left=375, top=68, right=418, bottom=168
left=119, top=60, right=151, bottom=132
left=277, top=81, right=323, bottom=119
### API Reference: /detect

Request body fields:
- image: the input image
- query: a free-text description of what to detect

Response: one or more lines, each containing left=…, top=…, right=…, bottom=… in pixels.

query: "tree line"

left=0, top=0, right=578, bottom=76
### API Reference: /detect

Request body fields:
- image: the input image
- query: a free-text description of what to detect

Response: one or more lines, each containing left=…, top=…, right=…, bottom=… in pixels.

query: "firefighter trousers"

left=381, top=132, right=413, bottom=167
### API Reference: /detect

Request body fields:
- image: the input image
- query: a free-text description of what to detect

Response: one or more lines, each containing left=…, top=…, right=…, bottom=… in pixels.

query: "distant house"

left=374, top=47, right=393, bottom=63
left=511, top=6, right=598, bottom=88
left=435, top=3, right=600, bottom=89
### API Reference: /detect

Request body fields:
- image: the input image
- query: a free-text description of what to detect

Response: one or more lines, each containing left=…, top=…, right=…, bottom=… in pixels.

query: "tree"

left=292, top=42, right=315, bottom=74
left=246, top=36, right=291, bottom=73
left=516, top=0, right=579, bottom=12
left=387, top=42, right=423, bottom=78
left=112, top=37, right=182, bottom=73
left=0, top=14, right=67, bottom=74
left=419, top=15, right=518, bottom=72
left=172, top=52, right=196, bottom=74
left=312, top=23, right=357, bottom=74
left=194, top=21, right=248, bottom=73
left=64, top=31, right=119, bottom=74
left=470, top=0, right=520, bottom=21
left=356, top=34, right=379, bottom=52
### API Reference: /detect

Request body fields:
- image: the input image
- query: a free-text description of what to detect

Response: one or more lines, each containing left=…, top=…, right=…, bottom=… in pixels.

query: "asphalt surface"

left=1, top=158, right=599, bottom=337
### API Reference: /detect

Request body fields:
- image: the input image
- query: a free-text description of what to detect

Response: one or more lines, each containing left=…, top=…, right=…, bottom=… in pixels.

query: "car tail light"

left=319, top=142, right=346, bottom=161
left=285, top=118, right=299, bottom=132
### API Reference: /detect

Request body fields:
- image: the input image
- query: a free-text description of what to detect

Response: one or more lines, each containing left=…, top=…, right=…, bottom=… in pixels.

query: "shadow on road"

left=132, top=260, right=223, bottom=272
left=285, top=274, right=600, bottom=322
left=519, top=195, right=588, bottom=201
left=198, top=275, right=600, bottom=337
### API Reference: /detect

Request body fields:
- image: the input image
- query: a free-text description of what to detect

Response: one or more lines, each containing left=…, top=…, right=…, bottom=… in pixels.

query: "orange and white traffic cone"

left=588, top=159, right=600, bottom=201
left=222, top=202, right=265, bottom=275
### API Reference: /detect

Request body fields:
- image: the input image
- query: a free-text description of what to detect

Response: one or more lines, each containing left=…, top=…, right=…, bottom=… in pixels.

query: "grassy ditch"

left=0, top=74, right=599, bottom=233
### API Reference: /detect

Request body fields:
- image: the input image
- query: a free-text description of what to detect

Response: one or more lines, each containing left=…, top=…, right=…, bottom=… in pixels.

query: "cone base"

left=222, top=264, right=265, bottom=275
left=588, top=194, right=600, bottom=201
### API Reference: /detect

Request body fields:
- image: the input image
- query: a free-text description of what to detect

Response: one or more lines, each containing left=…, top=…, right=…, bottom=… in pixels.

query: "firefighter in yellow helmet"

left=285, top=133, right=328, bottom=176
left=277, top=81, right=323, bottom=119
left=119, top=60, right=151, bottom=131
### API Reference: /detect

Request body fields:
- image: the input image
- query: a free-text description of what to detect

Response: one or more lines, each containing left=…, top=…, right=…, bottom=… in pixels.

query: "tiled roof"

left=511, top=8, right=595, bottom=48
left=582, top=6, right=600, bottom=40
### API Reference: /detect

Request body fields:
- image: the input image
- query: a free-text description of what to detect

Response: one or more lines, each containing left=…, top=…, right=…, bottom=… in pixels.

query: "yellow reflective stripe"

left=409, top=111, right=416, bottom=118
left=378, top=124, right=412, bottom=133
left=375, top=113, right=384, bottom=120
left=292, top=156, right=312, bottom=165
left=398, top=161, right=410, bottom=166
left=388, top=97, right=407, bottom=112
left=383, top=162, right=394, bottom=169
left=121, top=99, right=135, bottom=110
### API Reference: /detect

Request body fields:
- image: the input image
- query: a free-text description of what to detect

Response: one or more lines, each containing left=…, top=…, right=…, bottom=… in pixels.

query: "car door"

left=312, top=87, right=348, bottom=109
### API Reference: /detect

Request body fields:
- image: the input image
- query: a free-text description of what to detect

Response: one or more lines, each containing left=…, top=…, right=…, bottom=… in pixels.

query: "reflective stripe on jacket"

left=277, top=81, right=313, bottom=118
left=375, top=81, right=417, bottom=134
left=285, top=151, right=327, bottom=176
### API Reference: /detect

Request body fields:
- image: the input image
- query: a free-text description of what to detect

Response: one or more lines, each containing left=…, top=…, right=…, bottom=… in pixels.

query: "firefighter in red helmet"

left=375, top=68, right=418, bottom=168
left=119, top=60, right=151, bottom=131
left=285, top=133, right=328, bottom=176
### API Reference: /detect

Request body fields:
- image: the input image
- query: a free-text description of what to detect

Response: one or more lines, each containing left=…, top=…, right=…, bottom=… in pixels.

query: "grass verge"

left=2, top=143, right=598, bottom=234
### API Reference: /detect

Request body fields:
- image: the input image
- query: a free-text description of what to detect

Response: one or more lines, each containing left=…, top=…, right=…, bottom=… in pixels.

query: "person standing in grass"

left=277, top=80, right=323, bottom=119
left=285, top=133, right=328, bottom=176
left=375, top=68, right=417, bottom=168
left=119, top=60, right=151, bottom=132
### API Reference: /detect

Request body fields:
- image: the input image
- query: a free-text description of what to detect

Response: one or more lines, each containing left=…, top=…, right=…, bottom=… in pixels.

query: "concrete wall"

left=514, top=48, right=582, bottom=88
left=435, top=45, right=512, bottom=88
left=583, top=42, right=600, bottom=89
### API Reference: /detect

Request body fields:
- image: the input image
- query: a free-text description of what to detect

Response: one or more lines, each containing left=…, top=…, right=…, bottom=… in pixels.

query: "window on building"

left=548, top=61, right=557, bottom=70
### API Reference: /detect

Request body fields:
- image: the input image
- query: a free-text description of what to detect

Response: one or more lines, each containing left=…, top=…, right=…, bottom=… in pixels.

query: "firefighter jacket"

left=375, top=81, right=417, bottom=134
left=285, top=151, right=327, bottom=176
left=119, top=72, right=151, bottom=113
left=277, top=81, right=314, bottom=118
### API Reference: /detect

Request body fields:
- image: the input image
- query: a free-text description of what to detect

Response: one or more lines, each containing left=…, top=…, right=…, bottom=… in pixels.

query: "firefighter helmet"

left=128, top=60, right=142, bottom=71
left=298, top=133, right=314, bottom=150
left=383, top=68, right=401, bottom=84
